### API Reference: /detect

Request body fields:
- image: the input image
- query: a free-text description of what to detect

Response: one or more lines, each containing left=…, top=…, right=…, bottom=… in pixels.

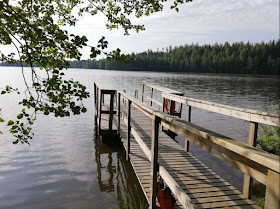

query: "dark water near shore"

left=0, top=67, right=279, bottom=208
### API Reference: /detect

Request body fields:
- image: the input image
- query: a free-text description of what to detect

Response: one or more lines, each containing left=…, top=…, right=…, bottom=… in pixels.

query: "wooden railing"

left=141, top=81, right=184, bottom=117
left=94, top=82, right=116, bottom=134
left=117, top=90, right=280, bottom=209
left=162, top=92, right=280, bottom=200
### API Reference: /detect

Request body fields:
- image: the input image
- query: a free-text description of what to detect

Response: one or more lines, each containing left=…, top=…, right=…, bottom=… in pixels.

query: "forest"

left=1, top=40, right=279, bottom=75
left=76, top=40, right=280, bottom=75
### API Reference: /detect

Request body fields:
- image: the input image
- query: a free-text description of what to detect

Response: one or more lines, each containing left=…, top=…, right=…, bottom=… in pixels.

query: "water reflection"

left=94, top=135, right=147, bottom=208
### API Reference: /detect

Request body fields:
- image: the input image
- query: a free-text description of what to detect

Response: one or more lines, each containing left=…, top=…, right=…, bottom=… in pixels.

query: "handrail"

left=142, top=81, right=184, bottom=95
left=162, top=89, right=279, bottom=199
left=118, top=90, right=280, bottom=209
left=162, top=93, right=279, bottom=126
left=119, top=91, right=195, bottom=208
left=119, top=90, right=280, bottom=173
left=141, top=82, right=184, bottom=117
left=94, top=82, right=116, bottom=133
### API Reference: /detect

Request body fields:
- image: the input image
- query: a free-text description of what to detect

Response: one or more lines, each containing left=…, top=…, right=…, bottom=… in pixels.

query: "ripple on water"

left=0, top=68, right=278, bottom=208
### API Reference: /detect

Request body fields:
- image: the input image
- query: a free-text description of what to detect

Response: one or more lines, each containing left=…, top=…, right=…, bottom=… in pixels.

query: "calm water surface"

left=0, top=67, right=279, bottom=208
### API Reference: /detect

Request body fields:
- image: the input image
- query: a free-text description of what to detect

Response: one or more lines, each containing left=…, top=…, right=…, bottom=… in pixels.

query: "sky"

left=1, top=0, right=279, bottom=60
left=64, top=0, right=279, bottom=59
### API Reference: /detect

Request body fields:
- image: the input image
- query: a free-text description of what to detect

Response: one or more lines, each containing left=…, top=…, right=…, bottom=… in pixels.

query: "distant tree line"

left=1, top=40, right=279, bottom=75
left=98, top=40, right=279, bottom=75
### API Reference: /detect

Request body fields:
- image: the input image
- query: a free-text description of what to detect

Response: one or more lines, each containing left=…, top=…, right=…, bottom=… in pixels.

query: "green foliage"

left=257, top=104, right=280, bottom=156
left=256, top=197, right=265, bottom=208
left=257, top=126, right=280, bottom=155
left=0, top=0, right=193, bottom=144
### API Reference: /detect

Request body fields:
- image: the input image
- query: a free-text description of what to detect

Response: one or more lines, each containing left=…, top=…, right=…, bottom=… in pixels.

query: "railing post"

left=265, top=169, right=280, bottom=209
left=179, top=103, right=183, bottom=118
left=242, top=121, right=258, bottom=199
left=94, top=83, right=98, bottom=127
left=108, top=91, right=115, bottom=132
left=184, top=105, right=191, bottom=152
left=98, top=90, right=103, bottom=134
left=127, top=100, right=132, bottom=160
left=123, top=90, right=127, bottom=106
left=94, top=83, right=97, bottom=111
left=150, top=88, right=153, bottom=107
left=118, top=92, right=121, bottom=135
left=170, top=100, right=175, bottom=115
left=142, top=84, right=144, bottom=102
left=96, top=86, right=99, bottom=117
left=150, top=114, right=160, bottom=209
left=162, top=97, right=166, bottom=131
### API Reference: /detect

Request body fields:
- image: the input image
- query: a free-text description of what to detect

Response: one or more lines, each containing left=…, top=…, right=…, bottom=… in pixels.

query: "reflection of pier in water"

left=94, top=135, right=146, bottom=206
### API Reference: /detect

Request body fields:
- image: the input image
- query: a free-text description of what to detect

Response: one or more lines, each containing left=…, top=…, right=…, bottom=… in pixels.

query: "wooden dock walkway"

left=94, top=82, right=280, bottom=209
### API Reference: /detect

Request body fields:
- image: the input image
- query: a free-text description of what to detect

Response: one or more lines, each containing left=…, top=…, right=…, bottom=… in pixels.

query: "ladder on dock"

left=94, top=81, right=280, bottom=209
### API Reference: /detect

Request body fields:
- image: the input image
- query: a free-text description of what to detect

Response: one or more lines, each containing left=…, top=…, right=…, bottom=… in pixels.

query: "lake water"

left=0, top=67, right=279, bottom=209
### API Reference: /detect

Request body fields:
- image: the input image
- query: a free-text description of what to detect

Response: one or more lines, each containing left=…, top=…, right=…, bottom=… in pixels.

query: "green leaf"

left=7, top=120, right=14, bottom=126
left=17, top=114, right=23, bottom=119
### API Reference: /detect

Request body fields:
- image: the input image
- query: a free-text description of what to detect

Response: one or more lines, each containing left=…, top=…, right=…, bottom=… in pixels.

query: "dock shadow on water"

left=94, top=133, right=148, bottom=209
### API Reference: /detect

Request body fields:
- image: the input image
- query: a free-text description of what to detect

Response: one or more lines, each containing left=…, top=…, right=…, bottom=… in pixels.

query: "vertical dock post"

left=184, top=105, right=191, bottom=152
left=108, top=91, right=115, bottom=132
left=98, top=90, right=103, bottom=134
left=242, top=121, right=258, bottom=199
left=150, top=88, right=153, bottom=107
left=118, top=92, right=121, bottom=135
left=127, top=100, right=132, bottom=160
left=142, top=84, right=145, bottom=102
left=150, top=115, right=160, bottom=209
left=94, top=83, right=97, bottom=127
left=265, top=169, right=280, bottom=209
left=94, top=83, right=97, bottom=112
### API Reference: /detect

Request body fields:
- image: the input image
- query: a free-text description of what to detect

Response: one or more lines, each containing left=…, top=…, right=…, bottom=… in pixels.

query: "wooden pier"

left=94, top=82, right=280, bottom=209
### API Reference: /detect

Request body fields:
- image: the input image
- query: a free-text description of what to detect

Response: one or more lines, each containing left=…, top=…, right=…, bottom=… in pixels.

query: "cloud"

left=2, top=0, right=279, bottom=59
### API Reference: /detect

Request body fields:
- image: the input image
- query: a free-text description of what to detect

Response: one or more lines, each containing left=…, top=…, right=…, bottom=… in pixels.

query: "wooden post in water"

left=98, top=90, right=103, bottom=134
left=94, top=83, right=97, bottom=112
left=94, top=83, right=98, bottom=127
left=150, top=88, right=153, bottom=107
left=184, top=105, right=191, bottom=152
left=118, top=92, right=121, bottom=135
left=95, top=85, right=99, bottom=117
left=242, top=121, right=258, bottom=199
left=150, top=115, right=160, bottom=209
left=127, top=100, right=132, bottom=160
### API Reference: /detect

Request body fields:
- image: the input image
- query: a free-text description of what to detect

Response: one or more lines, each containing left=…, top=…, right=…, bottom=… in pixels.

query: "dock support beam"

left=243, top=122, right=258, bottom=199
left=150, top=115, right=160, bottom=209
